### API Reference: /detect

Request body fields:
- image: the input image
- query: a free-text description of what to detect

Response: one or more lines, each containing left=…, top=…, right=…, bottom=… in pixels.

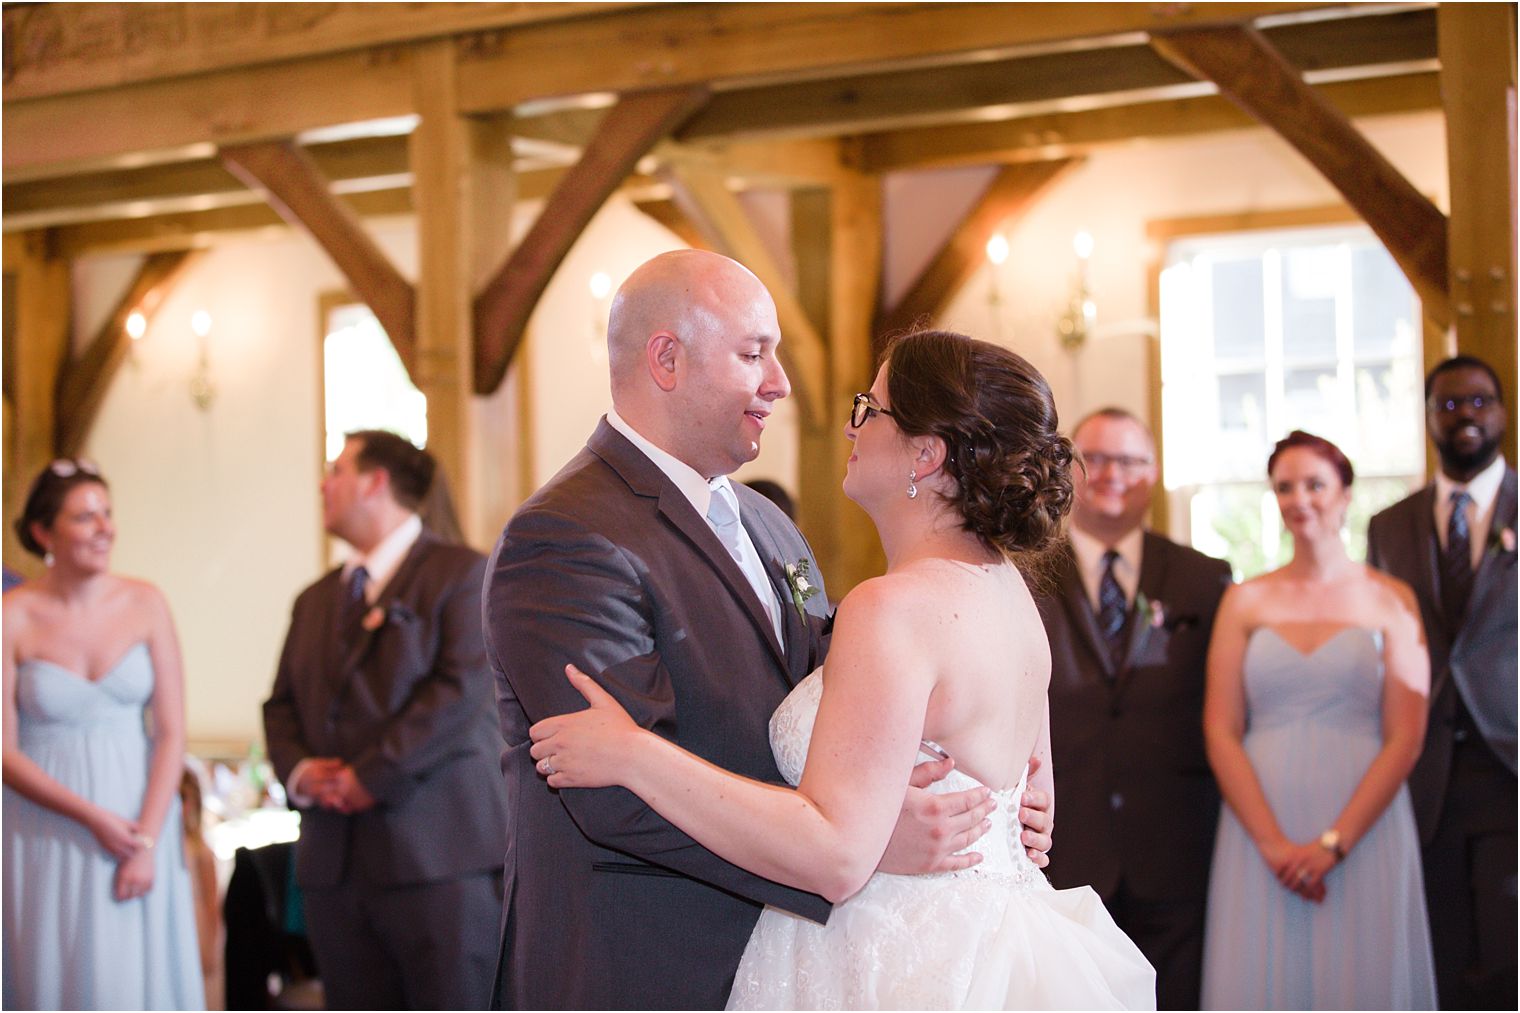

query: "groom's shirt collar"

left=606, top=409, right=718, bottom=518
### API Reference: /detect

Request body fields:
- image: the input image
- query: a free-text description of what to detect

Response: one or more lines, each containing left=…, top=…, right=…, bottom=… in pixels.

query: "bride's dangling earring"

left=43, top=551, right=55, bottom=568
left=906, top=469, right=918, bottom=500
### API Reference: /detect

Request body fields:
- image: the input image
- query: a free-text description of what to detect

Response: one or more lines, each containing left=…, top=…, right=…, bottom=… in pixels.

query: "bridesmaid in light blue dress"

left=2, top=460, right=204, bottom=1010
left=1199, top=432, right=1435, bottom=1009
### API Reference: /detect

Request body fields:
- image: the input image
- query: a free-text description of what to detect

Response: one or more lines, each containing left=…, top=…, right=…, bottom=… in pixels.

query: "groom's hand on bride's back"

left=1018, top=755, right=1053, bottom=869
left=876, top=756, right=997, bottom=875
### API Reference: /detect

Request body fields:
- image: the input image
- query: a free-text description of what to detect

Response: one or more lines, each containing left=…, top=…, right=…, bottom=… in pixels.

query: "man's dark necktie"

left=1441, top=490, right=1473, bottom=633
left=1097, top=549, right=1127, bottom=664
left=340, top=565, right=370, bottom=637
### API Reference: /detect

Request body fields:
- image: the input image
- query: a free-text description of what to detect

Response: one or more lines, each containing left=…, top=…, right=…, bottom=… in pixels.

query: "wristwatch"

left=1317, top=828, right=1345, bottom=861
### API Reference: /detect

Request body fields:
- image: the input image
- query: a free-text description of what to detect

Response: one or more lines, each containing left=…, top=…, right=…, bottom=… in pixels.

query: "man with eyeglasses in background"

left=1034, top=406, right=1232, bottom=1010
left=1368, top=355, right=1516, bottom=1010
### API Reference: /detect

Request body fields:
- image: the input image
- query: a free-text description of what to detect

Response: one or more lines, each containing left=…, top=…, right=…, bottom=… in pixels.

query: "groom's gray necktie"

left=707, top=480, right=785, bottom=645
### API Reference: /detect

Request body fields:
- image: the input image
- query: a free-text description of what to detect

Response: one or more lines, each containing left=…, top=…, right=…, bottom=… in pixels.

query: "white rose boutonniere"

left=783, top=559, right=820, bottom=619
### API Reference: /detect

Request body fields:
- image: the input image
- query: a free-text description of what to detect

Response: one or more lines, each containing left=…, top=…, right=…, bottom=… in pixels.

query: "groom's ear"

left=647, top=331, right=681, bottom=392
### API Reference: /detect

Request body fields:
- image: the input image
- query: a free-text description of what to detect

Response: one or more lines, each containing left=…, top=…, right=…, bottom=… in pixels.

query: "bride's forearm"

left=622, top=730, right=882, bottom=903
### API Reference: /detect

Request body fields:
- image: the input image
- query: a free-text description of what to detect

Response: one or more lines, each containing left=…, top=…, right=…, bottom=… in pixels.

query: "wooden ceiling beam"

left=1149, top=24, right=1449, bottom=326
left=5, top=45, right=417, bottom=180
left=55, top=250, right=204, bottom=457
left=3, top=2, right=642, bottom=102
left=5, top=134, right=415, bottom=231
left=3, top=3, right=1413, bottom=183
left=220, top=139, right=418, bottom=375
left=473, top=85, right=708, bottom=395
left=676, top=7, right=1436, bottom=142
left=853, top=71, right=1441, bottom=173
left=877, top=159, right=1083, bottom=347
left=43, top=167, right=647, bottom=258
left=662, top=159, right=828, bottom=428
left=455, top=3, right=1337, bottom=113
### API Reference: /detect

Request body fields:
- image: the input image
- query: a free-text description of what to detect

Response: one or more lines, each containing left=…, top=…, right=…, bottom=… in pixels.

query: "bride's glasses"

left=850, top=393, right=896, bottom=428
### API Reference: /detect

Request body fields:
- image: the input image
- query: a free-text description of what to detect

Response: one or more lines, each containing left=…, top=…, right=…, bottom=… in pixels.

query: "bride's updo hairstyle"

left=884, top=330, right=1074, bottom=556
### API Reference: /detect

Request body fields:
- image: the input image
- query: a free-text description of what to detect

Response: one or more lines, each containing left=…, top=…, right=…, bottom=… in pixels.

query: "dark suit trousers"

left=1105, top=880, right=1205, bottom=1011
left=1423, top=737, right=1517, bottom=1010
left=304, top=869, right=503, bottom=1010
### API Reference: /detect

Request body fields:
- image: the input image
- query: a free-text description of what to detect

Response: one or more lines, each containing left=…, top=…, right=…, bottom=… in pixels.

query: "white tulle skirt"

left=726, top=865, right=1156, bottom=1010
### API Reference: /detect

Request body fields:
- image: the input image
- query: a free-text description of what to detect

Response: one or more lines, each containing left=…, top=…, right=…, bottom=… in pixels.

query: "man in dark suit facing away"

left=483, top=250, right=1051, bottom=1010
left=1035, top=407, right=1231, bottom=1010
left=263, top=430, right=507, bottom=1009
left=1368, top=356, right=1516, bottom=1009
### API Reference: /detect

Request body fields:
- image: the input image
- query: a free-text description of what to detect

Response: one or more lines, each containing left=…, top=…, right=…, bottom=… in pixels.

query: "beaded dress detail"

left=727, top=668, right=1156, bottom=1010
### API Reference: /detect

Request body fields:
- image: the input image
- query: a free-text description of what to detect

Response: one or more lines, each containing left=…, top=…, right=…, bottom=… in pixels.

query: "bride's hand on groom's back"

left=528, top=665, right=642, bottom=789
left=876, top=756, right=997, bottom=875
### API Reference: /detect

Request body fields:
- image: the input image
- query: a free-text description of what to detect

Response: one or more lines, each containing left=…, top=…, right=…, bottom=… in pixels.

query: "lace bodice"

left=768, top=667, right=1042, bottom=888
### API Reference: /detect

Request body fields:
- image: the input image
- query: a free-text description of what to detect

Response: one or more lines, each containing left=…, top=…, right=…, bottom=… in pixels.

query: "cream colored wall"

left=933, top=111, right=1448, bottom=430
left=71, top=111, right=1444, bottom=745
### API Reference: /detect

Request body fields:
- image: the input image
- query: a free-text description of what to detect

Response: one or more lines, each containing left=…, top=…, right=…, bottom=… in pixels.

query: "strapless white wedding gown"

left=727, top=669, right=1156, bottom=1010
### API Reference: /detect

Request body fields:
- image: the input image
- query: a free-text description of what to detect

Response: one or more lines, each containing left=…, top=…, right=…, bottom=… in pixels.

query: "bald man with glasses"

left=1034, top=406, right=1232, bottom=1010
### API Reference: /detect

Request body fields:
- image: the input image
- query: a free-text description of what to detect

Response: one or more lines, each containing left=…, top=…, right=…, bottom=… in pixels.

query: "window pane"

left=1281, top=246, right=1337, bottom=361
left=323, top=304, right=428, bottom=462
left=1218, top=372, right=1266, bottom=433
left=1282, top=367, right=1337, bottom=437
left=1211, top=258, right=1265, bottom=362
left=1351, top=246, right=1414, bottom=358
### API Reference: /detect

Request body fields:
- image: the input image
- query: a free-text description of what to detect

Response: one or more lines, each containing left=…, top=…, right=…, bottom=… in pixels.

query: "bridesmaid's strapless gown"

left=1200, top=628, right=1435, bottom=1010
left=3, top=642, right=205, bottom=1010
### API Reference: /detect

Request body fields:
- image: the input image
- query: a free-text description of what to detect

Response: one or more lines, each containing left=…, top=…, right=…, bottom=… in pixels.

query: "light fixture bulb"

left=588, top=272, right=612, bottom=300
left=126, top=311, right=147, bottom=341
left=985, top=234, right=1010, bottom=266
left=191, top=310, right=213, bottom=338
left=1073, top=230, right=1094, bottom=261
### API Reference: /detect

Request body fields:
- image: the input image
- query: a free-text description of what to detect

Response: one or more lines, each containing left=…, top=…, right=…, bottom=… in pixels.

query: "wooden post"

left=794, top=168, right=886, bottom=596
left=411, top=41, right=517, bottom=547
left=2, top=232, right=71, bottom=579
left=1440, top=3, right=1518, bottom=464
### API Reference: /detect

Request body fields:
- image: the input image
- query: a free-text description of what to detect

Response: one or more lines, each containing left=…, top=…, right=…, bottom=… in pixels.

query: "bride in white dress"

left=531, top=330, right=1155, bottom=1010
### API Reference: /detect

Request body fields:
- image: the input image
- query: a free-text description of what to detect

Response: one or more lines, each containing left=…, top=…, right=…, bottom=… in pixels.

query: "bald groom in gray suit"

left=484, top=251, right=1042, bottom=1009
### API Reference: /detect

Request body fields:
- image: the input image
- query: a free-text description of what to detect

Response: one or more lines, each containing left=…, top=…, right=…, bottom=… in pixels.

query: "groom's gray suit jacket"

left=484, top=420, right=833, bottom=1010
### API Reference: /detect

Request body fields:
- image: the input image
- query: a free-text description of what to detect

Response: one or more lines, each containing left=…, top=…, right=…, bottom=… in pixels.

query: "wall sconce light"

left=1056, top=230, right=1096, bottom=351
left=189, top=309, right=216, bottom=411
left=984, top=233, right=1010, bottom=342
left=125, top=311, right=147, bottom=341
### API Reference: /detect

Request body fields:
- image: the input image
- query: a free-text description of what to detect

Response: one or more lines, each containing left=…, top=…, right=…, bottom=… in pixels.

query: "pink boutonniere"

left=1497, top=527, right=1516, bottom=554
left=361, top=605, right=386, bottom=632
left=1136, top=592, right=1165, bottom=629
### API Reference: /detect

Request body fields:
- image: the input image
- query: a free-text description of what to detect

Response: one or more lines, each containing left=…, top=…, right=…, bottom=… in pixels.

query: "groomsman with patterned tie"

left=262, top=431, right=507, bottom=1009
left=1368, top=356, right=1517, bottom=1009
left=1035, top=407, right=1232, bottom=1010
